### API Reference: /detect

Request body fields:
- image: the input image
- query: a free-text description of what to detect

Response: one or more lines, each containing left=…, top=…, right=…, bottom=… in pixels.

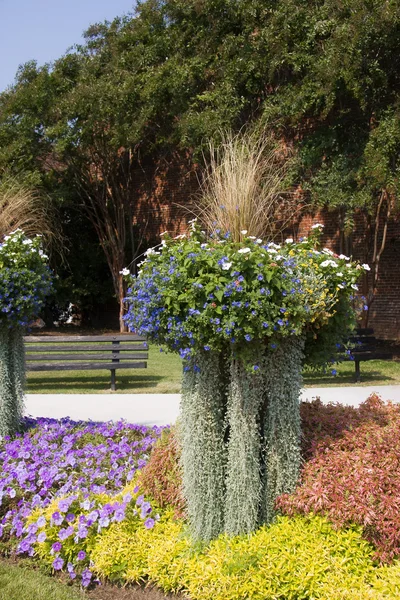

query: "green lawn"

left=26, top=342, right=400, bottom=394
left=303, top=359, right=400, bottom=387
left=0, top=561, right=83, bottom=600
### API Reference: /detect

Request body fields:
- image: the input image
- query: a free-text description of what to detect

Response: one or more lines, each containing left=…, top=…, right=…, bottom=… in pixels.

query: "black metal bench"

left=24, top=334, right=148, bottom=391
left=343, top=328, right=393, bottom=382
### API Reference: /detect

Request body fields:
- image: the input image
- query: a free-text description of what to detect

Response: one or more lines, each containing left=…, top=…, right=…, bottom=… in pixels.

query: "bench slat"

left=25, top=344, right=148, bottom=353
left=27, top=362, right=148, bottom=372
left=25, top=353, right=148, bottom=362
left=24, top=335, right=143, bottom=343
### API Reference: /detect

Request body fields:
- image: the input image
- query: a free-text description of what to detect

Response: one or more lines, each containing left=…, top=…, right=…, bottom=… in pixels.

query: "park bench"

left=343, top=328, right=393, bottom=382
left=24, top=334, right=148, bottom=391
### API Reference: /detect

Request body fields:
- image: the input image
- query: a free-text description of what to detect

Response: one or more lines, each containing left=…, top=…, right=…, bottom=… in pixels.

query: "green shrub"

left=91, top=508, right=181, bottom=584
left=91, top=510, right=400, bottom=599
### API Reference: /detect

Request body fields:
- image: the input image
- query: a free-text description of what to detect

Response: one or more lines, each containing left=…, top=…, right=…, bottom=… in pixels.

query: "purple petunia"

left=53, top=556, right=64, bottom=571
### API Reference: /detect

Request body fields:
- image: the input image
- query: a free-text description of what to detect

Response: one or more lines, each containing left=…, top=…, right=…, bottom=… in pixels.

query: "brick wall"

left=131, top=161, right=400, bottom=340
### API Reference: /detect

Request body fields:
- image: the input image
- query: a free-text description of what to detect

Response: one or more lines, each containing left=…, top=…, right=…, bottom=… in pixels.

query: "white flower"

left=322, top=248, right=334, bottom=256
left=362, top=264, right=371, bottom=271
left=248, top=235, right=256, bottom=240
left=188, top=218, right=197, bottom=224
left=238, top=247, right=251, bottom=254
left=321, top=259, right=338, bottom=268
left=160, top=231, right=169, bottom=237
left=255, top=238, right=263, bottom=244
left=267, top=248, right=278, bottom=254
left=145, top=247, right=157, bottom=256
left=275, top=254, right=284, bottom=261
left=311, top=223, right=324, bottom=229
left=221, top=262, right=232, bottom=270
left=285, top=238, right=294, bottom=244
left=174, top=234, right=186, bottom=240
left=119, top=268, right=130, bottom=276
left=337, top=272, right=343, bottom=277
left=338, top=283, right=345, bottom=289
left=240, top=230, right=248, bottom=235
left=339, top=254, right=350, bottom=261
left=22, top=239, right=33, bottom=245
left=351, top=284, right=358, bottom=290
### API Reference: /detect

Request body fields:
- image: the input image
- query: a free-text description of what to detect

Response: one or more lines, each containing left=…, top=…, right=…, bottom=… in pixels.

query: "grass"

left=25, top=341, right=400, bottom=394
left=0, top=561, right=83, bottom=600
left=304, top=359, right=400, bottom=387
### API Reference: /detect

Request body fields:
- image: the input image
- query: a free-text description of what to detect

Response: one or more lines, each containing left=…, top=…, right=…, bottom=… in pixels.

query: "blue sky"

left=0, top=0, right=136, bottom=92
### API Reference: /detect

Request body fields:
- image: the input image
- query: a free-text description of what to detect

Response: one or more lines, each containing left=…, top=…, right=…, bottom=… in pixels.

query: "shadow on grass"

left=26, top=374, right=166, bottom=393
left=303, top=370, right=396, bottom=386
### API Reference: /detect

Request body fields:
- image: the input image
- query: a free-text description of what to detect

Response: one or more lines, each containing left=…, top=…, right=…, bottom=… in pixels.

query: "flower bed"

left=2, top=399, right=400, bottom=598
left=0, top=417, right=163, bottom=586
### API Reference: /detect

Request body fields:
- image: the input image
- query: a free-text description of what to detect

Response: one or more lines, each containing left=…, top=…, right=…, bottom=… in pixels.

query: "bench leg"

left=355, top=360, right=361, bottom=383
left=111, top=369, right=116, bottom=391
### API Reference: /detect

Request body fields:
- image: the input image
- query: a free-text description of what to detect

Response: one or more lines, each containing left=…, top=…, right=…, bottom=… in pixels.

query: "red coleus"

left=279, top=395, right=400, bottom=562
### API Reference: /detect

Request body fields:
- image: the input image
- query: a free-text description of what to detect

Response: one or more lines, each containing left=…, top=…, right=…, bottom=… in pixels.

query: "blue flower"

left=244, top=334, right=252, bottom=342
left=204, top=345, right=211, bottom=351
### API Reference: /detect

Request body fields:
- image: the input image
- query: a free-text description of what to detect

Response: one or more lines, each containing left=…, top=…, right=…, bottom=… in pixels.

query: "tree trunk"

left=118, top=273, right=127, bottom=332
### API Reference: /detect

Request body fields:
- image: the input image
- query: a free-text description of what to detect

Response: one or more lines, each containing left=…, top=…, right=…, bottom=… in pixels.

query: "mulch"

left=87, top=581, right=183, bottom=600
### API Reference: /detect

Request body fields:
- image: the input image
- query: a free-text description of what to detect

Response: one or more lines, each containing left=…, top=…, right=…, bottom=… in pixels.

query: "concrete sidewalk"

left=24, top=385, right=400, bottom=427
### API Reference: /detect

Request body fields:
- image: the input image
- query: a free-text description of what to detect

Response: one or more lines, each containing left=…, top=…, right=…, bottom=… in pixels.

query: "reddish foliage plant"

left=279, top=395, right=400, bottom=562
left=139, top=427, right=186, bottom=519
left=300, top=393, right=393, bottom=459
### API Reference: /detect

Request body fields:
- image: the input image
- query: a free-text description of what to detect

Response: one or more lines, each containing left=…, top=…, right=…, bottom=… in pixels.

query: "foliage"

left=224, top=351, right=265, bottom=535
left=277, top=397, right=400, bottom=562
left=299, top=393, right=393, bottom=459
left=1, top=0, right=400, bottom=321
left=0, top=417, right=163, bottom=586
left=139, top=429, right=185, bottom=521
left=180, top=349, right=227, bottom=540
left=92, top=509, right=400, bottom=600
left=91, top=508, right=183, bottom=584
left=0, top=229, right=52, bottom=436
left=262, top=336, right=304, bottom=523
left=139, top=427, right=185, bottom=519
left=0, top=328, right=25, bottom=437
left=0, top=230, right=52, bottom=329
left=125, top=224, right=364, bottom=368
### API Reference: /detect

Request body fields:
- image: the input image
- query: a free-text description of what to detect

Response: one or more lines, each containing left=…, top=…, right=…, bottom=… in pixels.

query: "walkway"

left=25, top=385, right=400, bottom=427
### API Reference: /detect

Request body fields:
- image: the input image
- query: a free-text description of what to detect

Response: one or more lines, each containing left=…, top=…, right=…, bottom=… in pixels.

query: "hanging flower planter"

left=0, top=230, right=52, bottom=436
left=124, top=223, right=367, bottom=540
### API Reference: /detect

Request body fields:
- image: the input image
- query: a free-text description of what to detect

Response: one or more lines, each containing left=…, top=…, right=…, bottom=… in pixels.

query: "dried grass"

left=0, top=177, right=59, bottom=247
left=196, top=129, right=299, bottom=242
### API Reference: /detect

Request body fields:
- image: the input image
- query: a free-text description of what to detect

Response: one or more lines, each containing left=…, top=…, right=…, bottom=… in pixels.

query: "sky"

left=0, top=0, right=136, bottom=92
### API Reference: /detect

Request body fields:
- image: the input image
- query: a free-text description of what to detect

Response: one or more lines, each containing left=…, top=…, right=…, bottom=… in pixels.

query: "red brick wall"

left=132, top=162, right=400, bottom=340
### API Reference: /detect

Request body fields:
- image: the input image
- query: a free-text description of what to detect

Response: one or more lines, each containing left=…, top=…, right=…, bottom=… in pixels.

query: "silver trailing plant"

left=224, top=354, right=265, bottom=535
left=180, top=350, right=227, bottom=541
left=262, top=337, right=305, bottom=523
left=0, top=327, right=25, bottom=437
